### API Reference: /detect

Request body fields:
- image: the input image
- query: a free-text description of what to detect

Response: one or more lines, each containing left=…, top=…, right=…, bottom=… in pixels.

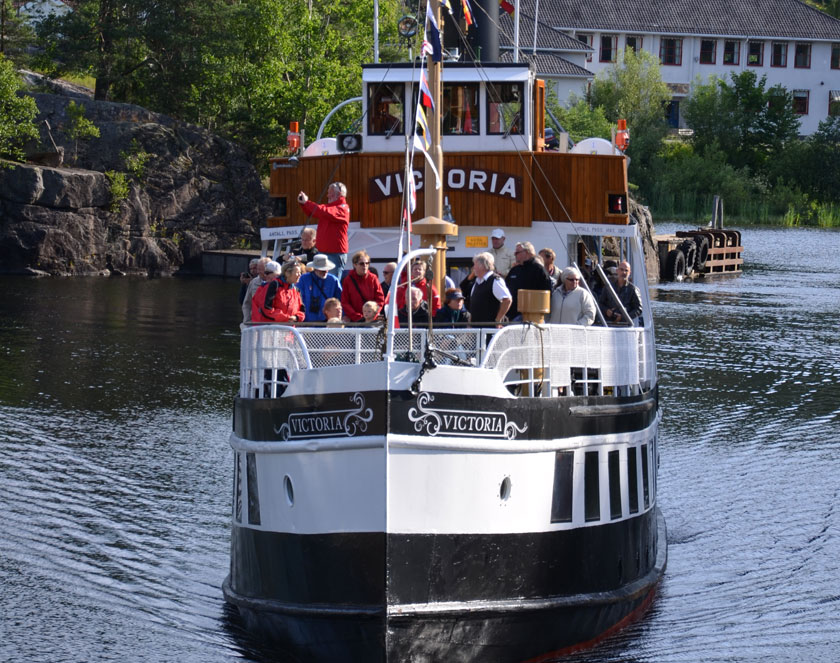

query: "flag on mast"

left=500, top=0, right=514, bottom=15
left=419, top=69, right=434, bottom=109
left=462, top=0, right=475, bottom=26
left=425, top=3, right=442, bottom=62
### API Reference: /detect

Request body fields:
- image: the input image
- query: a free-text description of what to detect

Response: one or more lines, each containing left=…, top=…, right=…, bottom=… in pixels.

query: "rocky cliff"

left=0, top=72, right=272, bottom=276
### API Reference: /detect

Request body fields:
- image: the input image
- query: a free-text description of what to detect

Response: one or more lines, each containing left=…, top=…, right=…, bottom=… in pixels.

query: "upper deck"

left=268, top=63, right=629, bottom=231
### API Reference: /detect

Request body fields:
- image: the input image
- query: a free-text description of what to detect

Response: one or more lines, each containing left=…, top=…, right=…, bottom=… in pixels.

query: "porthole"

left=499, top=476, right=512, bottom=501
left=284, top=475, right=295, bottom=507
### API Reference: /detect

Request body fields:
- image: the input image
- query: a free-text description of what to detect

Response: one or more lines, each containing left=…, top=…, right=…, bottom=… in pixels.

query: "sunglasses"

left=355, top=261, right=370, bottom=266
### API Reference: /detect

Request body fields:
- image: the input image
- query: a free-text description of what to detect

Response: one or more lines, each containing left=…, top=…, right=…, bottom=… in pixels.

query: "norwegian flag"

left=500, top=0, right=514, bottom=14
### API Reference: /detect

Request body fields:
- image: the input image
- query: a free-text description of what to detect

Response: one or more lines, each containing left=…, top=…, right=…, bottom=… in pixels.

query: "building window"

left=487, top=82, right=523, bottom=135
left=830, top=91, right=840, bottom=116
left=578, top=33, right=592, bottom=62
left=368, top=84, right=404, bottom=136
left=699, top=39, right=716, bottom=64
left=660, top=37, right=682, bottom=66
left=832, top=44, right=840, bottom=69
left=600, top=34, right=618, bottom=62
left=748, top=41, right=764, bottom=66
left=794, top=43, right=811, bottom=68
left=723, top=40, right=740, bottom=65
left=442, top=83, right=480, bottom=135
left=771, top=42, right=787, bottom=67
left=625, top=35, right=642, bottom=53
left=793, top=89, right=809, bottom=115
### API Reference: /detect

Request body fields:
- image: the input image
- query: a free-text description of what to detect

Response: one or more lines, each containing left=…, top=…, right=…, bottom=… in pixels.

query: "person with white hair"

left=241, top=257, right=271, bottom=325
left=398, top=286, right=430, bottom=324
left=238, top=258, right=260, bottom=305
left=548, top=266, right=597, bottom=325
left=468, top=252, right=512, bottom=324
left=297, top=182, right=349, bottom=279
left=252, top=260, right=306, bottom=323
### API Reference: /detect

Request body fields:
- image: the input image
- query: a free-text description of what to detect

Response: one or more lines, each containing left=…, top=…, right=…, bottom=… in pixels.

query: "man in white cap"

left=297, top=254, right=343, bottom=322
left=489, top=228, right=515, bottom=277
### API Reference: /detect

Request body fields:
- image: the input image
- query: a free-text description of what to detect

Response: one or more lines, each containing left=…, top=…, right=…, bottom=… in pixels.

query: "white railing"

left=239, top=323, right=656, bottom=399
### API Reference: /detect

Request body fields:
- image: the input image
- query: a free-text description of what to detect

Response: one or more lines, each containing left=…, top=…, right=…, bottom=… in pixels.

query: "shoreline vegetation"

left=1, top=3, right=839, bottom=232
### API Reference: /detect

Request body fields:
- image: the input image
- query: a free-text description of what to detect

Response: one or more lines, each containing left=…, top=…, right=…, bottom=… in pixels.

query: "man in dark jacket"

left=505, top=241, right=551, bottom=321
left=599, top=260, right=643, bottom=326
left=398, top=286, right=430, bottom=324
left=434, top=288, right=471, bottom=327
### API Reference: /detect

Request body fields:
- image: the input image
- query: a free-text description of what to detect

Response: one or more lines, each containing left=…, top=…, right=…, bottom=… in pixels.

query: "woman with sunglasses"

left=340, top=250, right=385, bottom=322
left=548, top=266, right=597, bottom=325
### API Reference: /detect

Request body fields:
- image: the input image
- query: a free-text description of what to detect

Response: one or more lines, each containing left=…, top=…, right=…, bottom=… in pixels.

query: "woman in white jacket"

left=548, top=266, right=597, bottom=325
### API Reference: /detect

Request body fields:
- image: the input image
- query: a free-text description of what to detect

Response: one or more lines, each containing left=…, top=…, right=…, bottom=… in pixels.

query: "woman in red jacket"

left=252, top=261, right=306, bottom=323
left=341, top=250, right=384, bottom=322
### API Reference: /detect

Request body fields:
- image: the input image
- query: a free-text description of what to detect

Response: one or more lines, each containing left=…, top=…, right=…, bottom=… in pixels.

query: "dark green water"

left=2, top=226, right=839, bottom=662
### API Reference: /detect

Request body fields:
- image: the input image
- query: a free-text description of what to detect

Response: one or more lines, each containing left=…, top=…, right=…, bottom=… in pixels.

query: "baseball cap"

left=491, top=228, right=505, bottom=239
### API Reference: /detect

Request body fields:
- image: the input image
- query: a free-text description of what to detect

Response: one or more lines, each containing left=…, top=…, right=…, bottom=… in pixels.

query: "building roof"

left=529, top=0, right=840, bottom=41
left=498, top=11, right=592, bottom=52
left=499, top=50, right=593, bottom=77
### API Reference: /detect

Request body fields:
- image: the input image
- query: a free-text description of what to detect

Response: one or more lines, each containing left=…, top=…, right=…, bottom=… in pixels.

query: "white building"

left=500, top=0, right=840, bottom=135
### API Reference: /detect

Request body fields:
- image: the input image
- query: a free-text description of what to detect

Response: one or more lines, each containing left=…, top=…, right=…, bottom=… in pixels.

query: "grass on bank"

left=648, top=191, right=840, bottom=228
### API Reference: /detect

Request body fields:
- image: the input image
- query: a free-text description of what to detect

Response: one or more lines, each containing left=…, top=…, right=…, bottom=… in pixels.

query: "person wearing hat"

left=548, top=266, right=597, bottom=326
left=298, top=182, right=350, bottom=279
left=544, top=127, right=559, bottom=151
left=297, top=254, right=342, bottom=323
left=433, top=288, right=472, bottom=327
left=489, top=228, right=515, bottom=277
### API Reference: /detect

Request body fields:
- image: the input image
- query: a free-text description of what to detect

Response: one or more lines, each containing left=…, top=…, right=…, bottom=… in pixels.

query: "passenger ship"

left=223, top=4, right=666, bottom=660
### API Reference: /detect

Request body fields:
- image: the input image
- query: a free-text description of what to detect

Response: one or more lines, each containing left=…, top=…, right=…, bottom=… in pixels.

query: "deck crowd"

left=239, top=182, right=641, bottom=329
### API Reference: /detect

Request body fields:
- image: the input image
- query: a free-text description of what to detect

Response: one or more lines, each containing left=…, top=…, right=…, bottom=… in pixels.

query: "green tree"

left=547, top=93, right=612, bottom=143
left=65, top=100, right=100, bottom=163
left=0, top=54, right=38, bottom=162
left=1, top=0, right=35, bottom=63
left=682, top=70, right=800, bottom=176
left=588, top=49, right=671, bottom=198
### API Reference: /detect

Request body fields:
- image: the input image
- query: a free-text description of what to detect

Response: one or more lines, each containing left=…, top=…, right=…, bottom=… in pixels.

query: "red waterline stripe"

left=522, top=583, right=660, bottom=663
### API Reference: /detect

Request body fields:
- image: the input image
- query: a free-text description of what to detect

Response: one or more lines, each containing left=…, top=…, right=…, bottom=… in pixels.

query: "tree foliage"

left=547, top=93, right=612, bottom=143
left=588, top=49, right=671, bottom=197
left=682, top=70, right=800, bottom=176
left=0, top=54, right=38, bottom=162
left=1, top=0, right=35, bottom=63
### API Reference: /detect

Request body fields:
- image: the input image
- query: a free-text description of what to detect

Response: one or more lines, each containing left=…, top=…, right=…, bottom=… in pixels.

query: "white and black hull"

left=224, top=365, right=665, bottom=661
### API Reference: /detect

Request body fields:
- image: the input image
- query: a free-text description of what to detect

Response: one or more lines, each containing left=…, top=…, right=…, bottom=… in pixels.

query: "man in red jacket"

left=341, top=250, right=385, bottom=322
left=297, top=182, right=350, bottom=279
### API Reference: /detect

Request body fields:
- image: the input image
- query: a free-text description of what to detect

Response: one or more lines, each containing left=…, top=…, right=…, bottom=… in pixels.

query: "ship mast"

left=414, top=0, right=457, bottom=297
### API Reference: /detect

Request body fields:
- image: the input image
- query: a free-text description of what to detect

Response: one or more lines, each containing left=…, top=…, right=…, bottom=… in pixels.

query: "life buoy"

left=664, top=249, right=686, bottom=281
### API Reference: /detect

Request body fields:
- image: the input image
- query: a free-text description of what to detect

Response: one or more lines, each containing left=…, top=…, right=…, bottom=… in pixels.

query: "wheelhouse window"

left=794, top=43, right=811, bottom=68
left=830, top=91, right=840, bottom=116
left=748, top=41, right=763, bottom=66
left=833, top=44, right=840, bottom=69
left=625, top=35, right=642, bottom=53
left=772, top=42, right=787, bottom=67
left=660, top=38, right=682, bottom=66
left=442, top=83, right=480, bottom=135
left=600, top=34, right=618, bottom=62
left=699, top=39, right=716, bottom=64
left=368, top=83, right=404, bottom=135
left=793, top=89, right=809, bottom=115
left=723, top=40, right=740, bottom=65
left=487, top=82, right=523, bottom=135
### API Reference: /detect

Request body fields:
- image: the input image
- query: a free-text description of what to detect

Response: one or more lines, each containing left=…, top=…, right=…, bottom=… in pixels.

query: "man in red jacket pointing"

left=298, top=182, right=350, bottom=279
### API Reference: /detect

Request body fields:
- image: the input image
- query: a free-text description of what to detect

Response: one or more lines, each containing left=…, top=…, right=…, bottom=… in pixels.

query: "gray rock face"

left=630, top=198, right=659, bottom=284
left=1, top=73, right=271, bottom=276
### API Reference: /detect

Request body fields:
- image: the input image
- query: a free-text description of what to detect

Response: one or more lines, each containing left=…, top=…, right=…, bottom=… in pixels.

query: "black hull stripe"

left=223, top=511, right=667, bottom=662
left=234, top=386, right=658, bottom=442
left=228, top=509, right=661, bottom=607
